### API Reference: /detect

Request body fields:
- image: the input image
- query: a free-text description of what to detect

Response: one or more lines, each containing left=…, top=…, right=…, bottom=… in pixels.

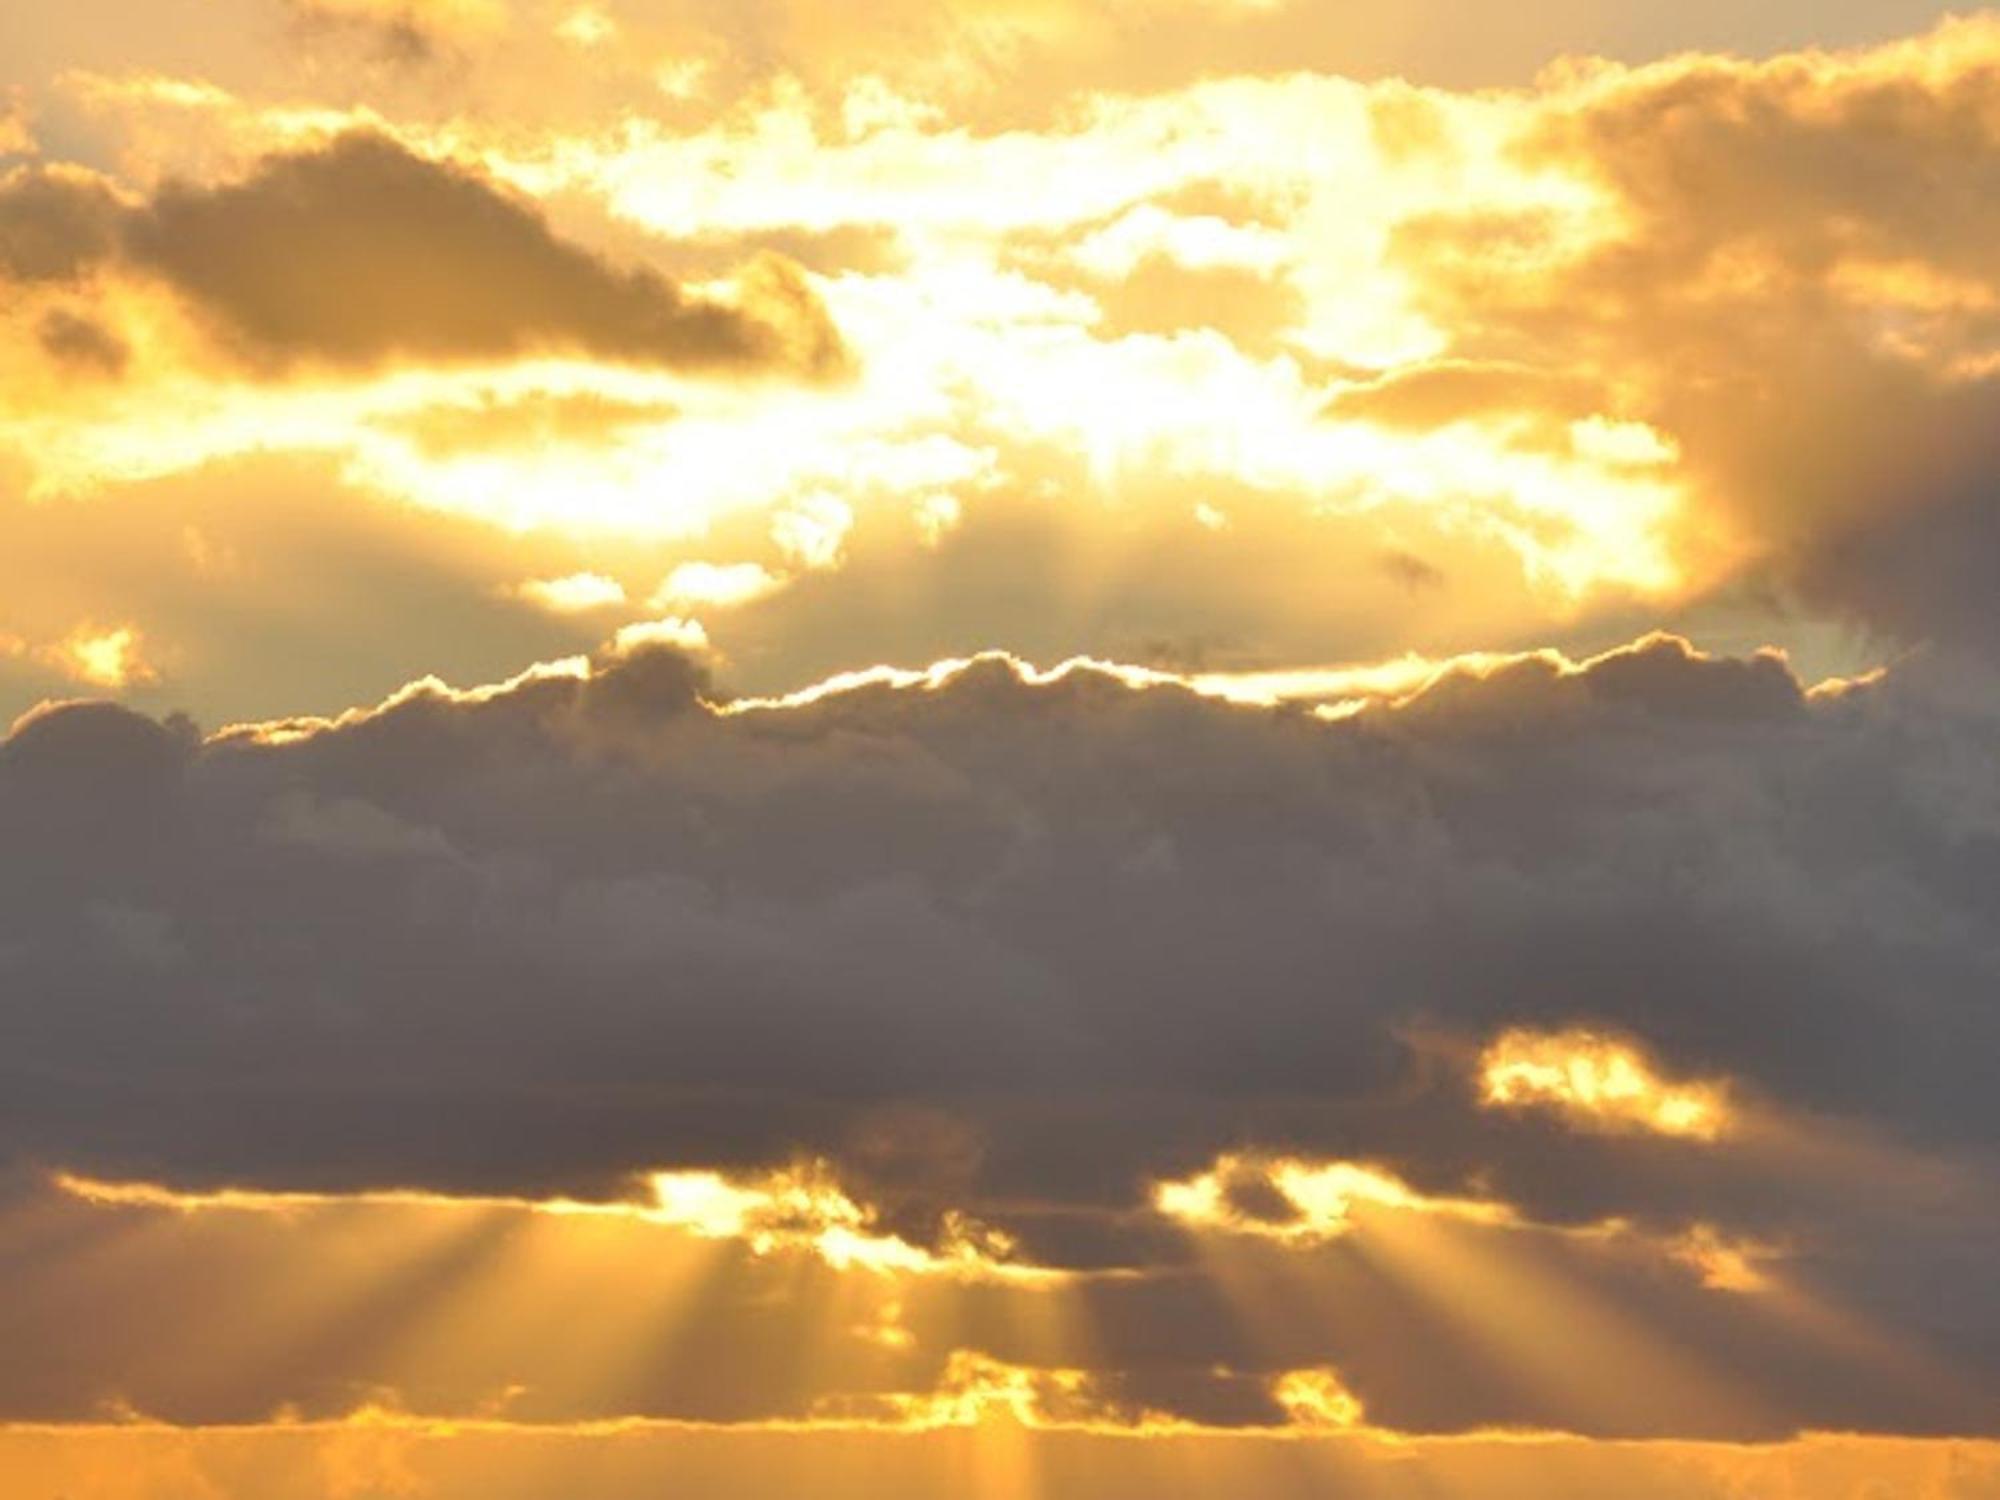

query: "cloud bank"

left=1, top=632, right=1995, bottom=1436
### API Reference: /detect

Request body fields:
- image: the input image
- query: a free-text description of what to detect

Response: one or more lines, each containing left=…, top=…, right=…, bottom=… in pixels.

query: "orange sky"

left=3, top=4, right=2000, bottom=1497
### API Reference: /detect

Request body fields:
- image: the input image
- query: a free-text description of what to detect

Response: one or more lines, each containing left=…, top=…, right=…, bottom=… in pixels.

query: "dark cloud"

left=0, top=133, right=849, bottom=375
left=6, top=632, right=1995, bottom=1177
left=36, top=305, right=129, bottom=373
left=0, top=165, right=122, bottom=281
left=0, top=632, right=1997, bottom=1432
left=124, top=132, right=846, bottom=372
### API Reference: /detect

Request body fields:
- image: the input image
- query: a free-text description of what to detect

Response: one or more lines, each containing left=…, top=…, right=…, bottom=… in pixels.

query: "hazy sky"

left=2, top=5, right=1999, bottom=1498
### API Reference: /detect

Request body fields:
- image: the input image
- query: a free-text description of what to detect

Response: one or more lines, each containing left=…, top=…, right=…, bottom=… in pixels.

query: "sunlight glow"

left=650, top=560, right=786, bottom=610
left=831, top=1351, right=1100, bottom=1430
left=609, top=616, right=710, bottom=654
left=1153, top=1154, right=1511, bottom=1244
left=1666, top=1226, right=1778, bottom=1293
left=1270, top=1369, right=1365, bottom=1430
left=0, top=68, right=1698, bottom=615
left=51, top=1165, right=1057, bottom=1284
left=1478, top=1028, right=1733, bottom=1141
left=50, top=624, right=157, bottom=692
left=513, top=572, right=628, bottom=613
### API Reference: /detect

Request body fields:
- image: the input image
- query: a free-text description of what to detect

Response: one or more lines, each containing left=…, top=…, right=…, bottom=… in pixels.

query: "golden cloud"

left=53, top=1161, right=1055, bottom=1284
left=1478, top=1029, right=1732, bottom=1142
left=513, top=572, right=628, bottom=613
left=1153, top=1154, right=1512, bottom=1244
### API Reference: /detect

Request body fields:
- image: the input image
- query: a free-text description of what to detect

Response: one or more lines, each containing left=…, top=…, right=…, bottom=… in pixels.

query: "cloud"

left=2, top=622, right=161, bottom=690
left=771, top=493, right=855, bottom=570
left=608, top=615, right=708, bottom=654
left=46, top=623, right=157, bottom=688
left=1384, top=18, right=2000, bottom=652
left=6, top=628, right=1993, bottom=1184
left=54, top=1160, right=1047, bottom=1282
left=5, top=11, right=2000, bottom=1455
left=650, top=561, right=785, bottom=611
left=0, top=133, right=849, bottom=375
left=0, top=164, right=123, bottom=282
left=124, top=133, right=846, bottom=373
left=40, top=23, right=2000, bottom=674
left=1153, top=1154, right=1513, bottom=1243
left=35, top=305, right=130, bottom=373
left=513, top=572, right=627, bottom=613
left=0, top=630, right=1997, bottom=1433
left=1478, top=1028, right=1732, bottom=1140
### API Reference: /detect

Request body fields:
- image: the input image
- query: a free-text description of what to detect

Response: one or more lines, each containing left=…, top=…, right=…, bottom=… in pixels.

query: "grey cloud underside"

left=2, top=635, right=1999, bottom=1432
left=0, top=133, right=846, bottom=373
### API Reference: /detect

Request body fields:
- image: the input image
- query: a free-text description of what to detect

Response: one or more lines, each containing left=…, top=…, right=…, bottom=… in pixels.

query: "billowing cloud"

left=0, top=631, right=1996, bottom=1436
left=8, top=629, right=1994, bottom=1188
left=1385, top=18, right=2000, bottom=651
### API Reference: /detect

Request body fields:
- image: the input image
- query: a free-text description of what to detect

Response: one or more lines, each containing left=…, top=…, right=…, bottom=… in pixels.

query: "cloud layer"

left=2, top=632, right=1996, bottom=1435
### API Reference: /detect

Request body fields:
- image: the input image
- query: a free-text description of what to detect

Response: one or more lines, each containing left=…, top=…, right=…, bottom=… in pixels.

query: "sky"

left=2, top=4, right=1999, bottom=1498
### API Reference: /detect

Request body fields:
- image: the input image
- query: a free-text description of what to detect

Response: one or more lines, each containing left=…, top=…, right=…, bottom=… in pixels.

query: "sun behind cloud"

left=1, top=5, right=1998, bottom=1499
